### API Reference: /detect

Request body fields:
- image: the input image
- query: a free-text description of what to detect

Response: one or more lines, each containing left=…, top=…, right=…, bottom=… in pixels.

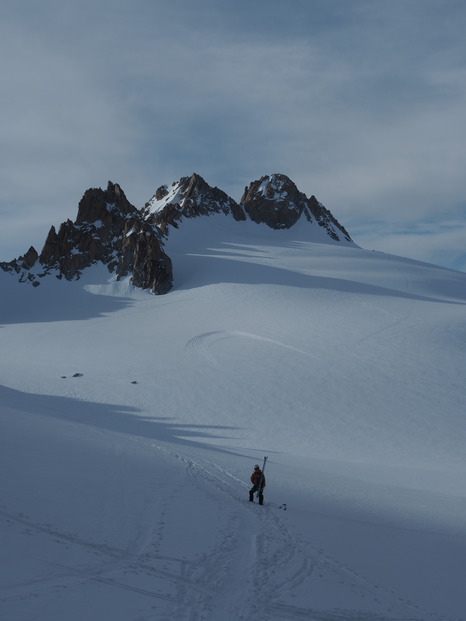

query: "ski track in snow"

left=185, top=330, right=315, bottom=365
left=113, top=444, right=449, bottom=621
left=0, top=445, right=455, bottom=621
left=0, top=506, right=199, bottom=605
left=2, top=241, right=465, bottom=620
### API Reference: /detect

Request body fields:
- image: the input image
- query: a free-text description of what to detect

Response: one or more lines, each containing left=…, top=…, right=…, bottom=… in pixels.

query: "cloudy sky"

left=1, top=0, right=465, bottom=271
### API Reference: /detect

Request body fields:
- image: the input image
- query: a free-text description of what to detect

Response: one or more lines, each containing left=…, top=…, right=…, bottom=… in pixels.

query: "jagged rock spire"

left=1, top=181, right=173, bottom=294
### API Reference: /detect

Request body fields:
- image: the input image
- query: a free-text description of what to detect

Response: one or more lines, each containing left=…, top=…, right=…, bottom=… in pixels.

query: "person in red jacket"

left=249, top=464, right=266, bottom=505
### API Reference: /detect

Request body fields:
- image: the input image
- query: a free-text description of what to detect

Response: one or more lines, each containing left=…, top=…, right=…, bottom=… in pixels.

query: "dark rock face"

left=75, top=181, right=134, bottom=225
left=240, top=174, right=352, bottom=242
left=306, top=194, right=352, bottom=242
left=1, top=181, right=173, bottom=294
left=1, top=172, right=353, bottom=294
left=39, top=182, right=140, bottom=277
left=21, top=246, right=39, bottom=269
left=0, top=246, right=41, bottom=285
left=240, top=174, right=306, bottom=229
left=119, top=218, right=173, bottom=294
left=146, top=173, right=246, bottom=233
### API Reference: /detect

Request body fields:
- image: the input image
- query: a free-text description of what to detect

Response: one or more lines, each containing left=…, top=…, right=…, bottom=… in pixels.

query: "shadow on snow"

left=0, top=384, right=241, bottom=456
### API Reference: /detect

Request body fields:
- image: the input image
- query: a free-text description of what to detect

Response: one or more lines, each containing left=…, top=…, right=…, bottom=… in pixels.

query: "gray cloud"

left=1, top=0, right=465, bottom=271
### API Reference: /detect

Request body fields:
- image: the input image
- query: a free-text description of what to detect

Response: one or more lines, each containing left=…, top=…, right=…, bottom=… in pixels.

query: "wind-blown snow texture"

left=1, top=213, right=466, bottom=620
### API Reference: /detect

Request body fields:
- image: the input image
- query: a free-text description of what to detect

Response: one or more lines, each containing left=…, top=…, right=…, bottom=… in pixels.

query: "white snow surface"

left=146, top=182, right=183, bottom=215
left=1, top=214, right=466, bottom=620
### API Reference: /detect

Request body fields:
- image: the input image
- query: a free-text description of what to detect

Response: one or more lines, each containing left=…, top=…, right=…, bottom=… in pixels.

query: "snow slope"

left=1, top=213, right=466, bottom=620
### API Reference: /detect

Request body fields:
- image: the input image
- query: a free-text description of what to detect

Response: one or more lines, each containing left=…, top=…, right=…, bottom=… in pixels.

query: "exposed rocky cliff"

left=1, top=182, right=173, bottom=294
left=1, top=173, right=352, bottom=293
left=145, top=172, right=352, bottom=242
left=144, top=173, right=246, bottom=233
left=240, top=174, right=352, bottom=241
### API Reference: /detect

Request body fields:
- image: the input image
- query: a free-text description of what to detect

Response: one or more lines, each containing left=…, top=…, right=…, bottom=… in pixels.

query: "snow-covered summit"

left=145, top=173, right=246, bottom=232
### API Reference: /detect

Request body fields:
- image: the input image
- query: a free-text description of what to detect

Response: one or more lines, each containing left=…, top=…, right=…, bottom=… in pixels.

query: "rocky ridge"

left=1, top=173, right=353, bottom=294
left=240, top=174, right=352, bottom=241
left=144, top=173, right=246, bottom=233
left=1, top=182, right=173, bottom=294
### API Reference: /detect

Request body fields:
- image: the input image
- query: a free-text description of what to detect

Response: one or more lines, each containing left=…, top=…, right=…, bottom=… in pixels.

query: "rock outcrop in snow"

left=1, top=172, right=353, bottom=293
left=1, top=182, right=173, bottom=294
left=144, top=173, right=246, bottom=233
left=146, top=172, right=352, bottom=243
left=240, top=174, right=352, bottom=241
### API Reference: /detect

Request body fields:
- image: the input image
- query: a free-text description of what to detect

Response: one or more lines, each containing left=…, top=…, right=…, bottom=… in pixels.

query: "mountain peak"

left=240, top=173, right=352, bottom=241
left=74, top=181, right=134, bottom=226
left=1, top=172, right=353, bottom=293
left=1, top=183, right=173, bottom=294
left=145, top=173, right=246, bottom=231
left=240, top=174, right=305, bottom=229
left=241, top=173, right=299, bottom=202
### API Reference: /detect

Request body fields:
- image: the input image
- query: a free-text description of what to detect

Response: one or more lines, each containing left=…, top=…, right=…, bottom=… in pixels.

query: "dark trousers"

left=249, top=484, right=264, bottom=505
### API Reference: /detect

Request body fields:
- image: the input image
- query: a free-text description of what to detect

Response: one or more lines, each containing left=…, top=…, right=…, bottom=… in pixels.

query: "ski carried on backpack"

left=256, top=455, right=268, bottom=499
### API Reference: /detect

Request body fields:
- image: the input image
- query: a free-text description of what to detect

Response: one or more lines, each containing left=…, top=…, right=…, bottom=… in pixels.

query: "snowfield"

left=1, top=213, right=466, bottom=620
